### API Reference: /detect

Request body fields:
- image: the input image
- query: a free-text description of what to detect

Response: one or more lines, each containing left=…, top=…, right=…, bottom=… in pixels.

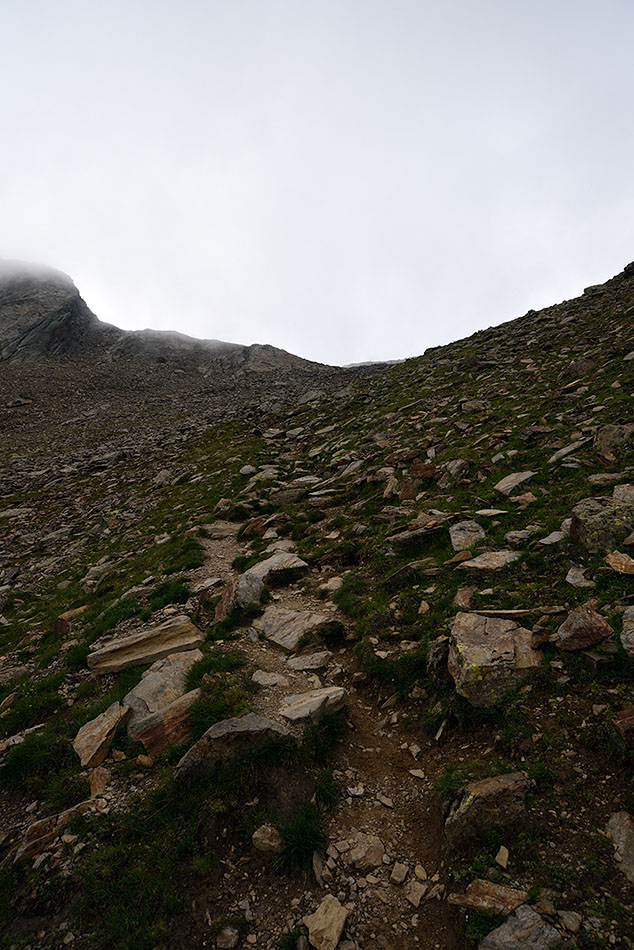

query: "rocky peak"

left=0, top=260, right=98, bottom=363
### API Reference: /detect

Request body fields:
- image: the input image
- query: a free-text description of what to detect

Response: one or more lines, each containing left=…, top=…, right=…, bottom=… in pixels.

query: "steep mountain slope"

left=1, top=260, right=633, bottom=950
left=0, top=261, right=368, bottom=464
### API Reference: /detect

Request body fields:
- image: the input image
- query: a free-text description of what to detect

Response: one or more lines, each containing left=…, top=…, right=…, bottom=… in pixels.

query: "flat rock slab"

left=73, top=701, right=130, bottom=768
left=606, top=812, right=634, bottom=884
left=303, top=895, right=349, bottom=950
left=245, top=552, right=308, bottom=582
left=252, top=670, right=289, bottom=687
left=570, top=496, right=634, bottom=553
left=253, top=606, right=330, bottom=651
left=551, top=601, right=612, bottom=651
left=123, top=650, right=202, bottom=729
left=287, top=650, right=332, bottom=671
left=459, top=551, right=521, bottom=570
left=450, top=520, right=486, bottom=552
left=279, top=686, right=346, bottom=721
left=494, top=472, right=536, bottom=496
left=128, top=688, right=202, bottom=755
left=175, top=712, right=290, bottom=782
left=445, top=773, right=532, bottom=850
left=449, top=879, right=527, bottom=916
left=448, top=612, right=541, bottom=707
left=479, top=904, right=562, bottom=949
left=87, top=615, right=204, bottom=673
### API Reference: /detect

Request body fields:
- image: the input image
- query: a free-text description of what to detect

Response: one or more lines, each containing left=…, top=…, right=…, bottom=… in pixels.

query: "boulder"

left=459, top=551, right=521, bottom=570
left=605, top=812, right=634, bottom=884
left=279, top=686, right=346, bottom=721
left=175, top=713, right=290, bottom=782
left=214, top=572, right=265, bottom=621
left=448, top=612, right=541, bottom=707
left=570, top=496, right=634, bottom=553
left=551, top=602, right=612, bottom=651
left=245, top=552, right=308, bottom=582
left=72, top=701, right=130, bottom=768
left=87, top=615, right=204, bottom=673
left=252, top=606, right=330, bottom=651
left=302, top=895, right=349, bottom=950
left=450, top=520, right=486, bottom=552
left=123, top=650, right=202, bottom=729
left=127, top=688, right=202, bottom=755
left=445, top=773, right=532, bottom=849
left=478, top=905, right=562, bottom=949
left=493, top=472, right=536, bottom=496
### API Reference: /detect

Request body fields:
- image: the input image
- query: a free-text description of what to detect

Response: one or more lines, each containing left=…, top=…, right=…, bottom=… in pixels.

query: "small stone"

left=216, top=926, right=240, bottom=949
left=558, top=911, right=582, bottom=933
left=404, top=880, right=427, bottom=907
left=251, top=825, right=282, bottom=854
left=390, top=862, right=408, bottom=884
left=495, top=845, right=509, bottom=868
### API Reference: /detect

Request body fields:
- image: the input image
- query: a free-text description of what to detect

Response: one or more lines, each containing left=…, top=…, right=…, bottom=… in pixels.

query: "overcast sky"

left=1, top=1, right=633, bottom=365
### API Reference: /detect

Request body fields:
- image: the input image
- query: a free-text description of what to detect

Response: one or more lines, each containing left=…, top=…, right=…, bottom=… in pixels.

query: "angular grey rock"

left=252, top=605, right=330, bottom=651
left=127, top=688, right=202, bottom=755
left=605, top=812, right=634, bottom=884
left=570, top=496, right=634, bottom=553
left=302, top=895, right=349, bottom=950
left=287, top=650, right=332, bottom=671
left=279, top=686, right=346, bottom=721
left=245, top=552, right=308, bottom=582
left=551, top=601, right=612, bottom=651
left=123, top=650, right=202, bottom=730
left=87, top=615, right=204, bottom=673
left=233, top=571, right=265, bottom=608
left=448, top=612, right=541, bottom=707
left=445, top=773, right=532, bottom=849
left=175, top=713, right=290, bottom=782
left=450, top=520, right=486, bottom=552
left=72, top=702, right=130, bottom=768
left=478, top=905, right=562, bottom=949
left=346, top=831, right=385, bottom=870
left=565, top=565, right=595, bottom=588
left=459, top=551, right=521, bottom=570
left=494, top=472, right=536, bottom=496
left=251, top=670, right=289, bottom=687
